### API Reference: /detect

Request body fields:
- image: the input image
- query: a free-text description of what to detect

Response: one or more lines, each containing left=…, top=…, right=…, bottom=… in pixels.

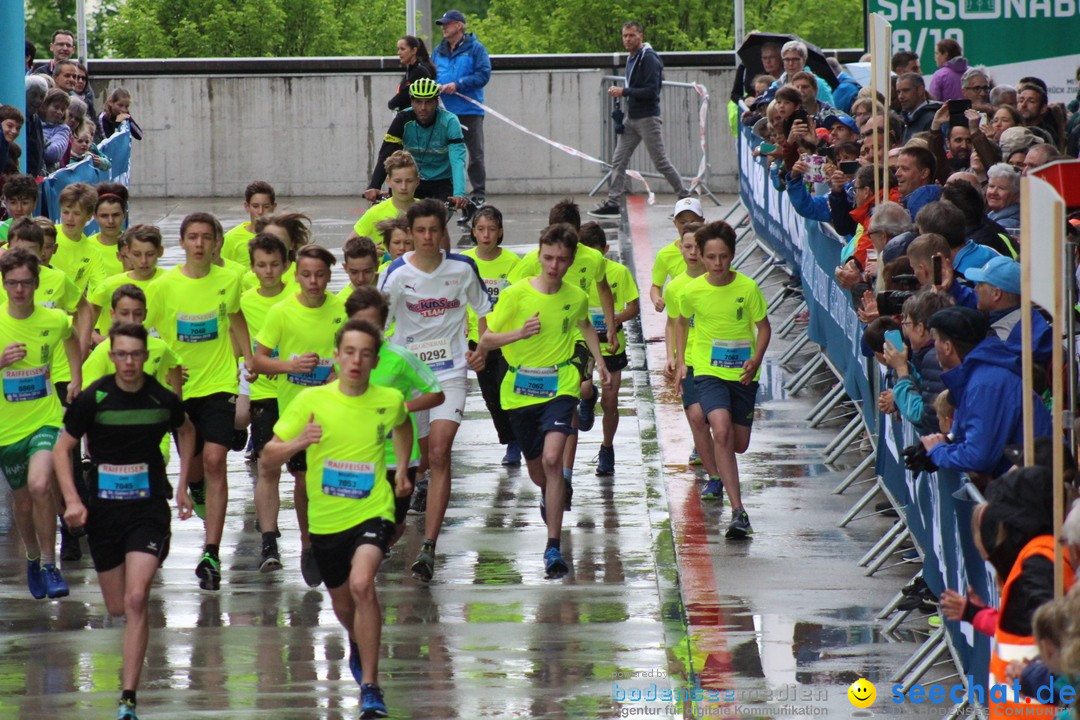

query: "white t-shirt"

left=379, top=251, right=491, bottom=381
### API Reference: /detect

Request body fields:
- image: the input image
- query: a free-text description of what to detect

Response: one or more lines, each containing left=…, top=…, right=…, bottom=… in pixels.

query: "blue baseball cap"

left=436, top=10, right=466, bottom=25
left=965, top=255, right=1021, bottom=294
left=823, top=114, right=858, bottom=133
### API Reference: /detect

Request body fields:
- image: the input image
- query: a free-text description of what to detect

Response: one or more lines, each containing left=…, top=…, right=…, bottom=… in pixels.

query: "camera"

left=876, top=290, right=914, bottom=316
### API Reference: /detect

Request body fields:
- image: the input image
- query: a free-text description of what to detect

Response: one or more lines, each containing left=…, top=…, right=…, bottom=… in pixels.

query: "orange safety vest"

left=988, top=536, right=1074, bottom=718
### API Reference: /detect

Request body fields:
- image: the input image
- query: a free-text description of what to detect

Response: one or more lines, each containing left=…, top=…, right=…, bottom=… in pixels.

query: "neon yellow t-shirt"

left=89, top=269, right=167, bottom=335
left=652, top=239, right=687, bottom=287
left=353, top=197, right=415, bottom=249
left=507, top=243, right=608, bottom=294
left=147, top=265, right=243, bottom=399
left=0, top=305, right=72, bottom=445
left=0, top=266, right=84, bottom=384
left=240, top=284, right=290, bottom=402
left=222, top=223, right=255, bottom=269
left=588, top=260, right=638, bottom=357
left=255, top=293, right=346, bottom=413
left=53, top=225, right=107, bottom=295
left=664, top=271, right=702, bottom=367
left=87, top=234, right=125, bottom=279
left=487, top=279, right=588, bottom=410
left=678, top=272, right=767, bottom=382
left=461, top=247, right=521, bottom=344
left=273, top=381, right=406, bottom=534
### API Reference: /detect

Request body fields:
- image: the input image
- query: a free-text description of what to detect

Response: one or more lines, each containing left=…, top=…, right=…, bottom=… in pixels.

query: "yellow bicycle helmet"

left=409, top=77, right=440, bottom=99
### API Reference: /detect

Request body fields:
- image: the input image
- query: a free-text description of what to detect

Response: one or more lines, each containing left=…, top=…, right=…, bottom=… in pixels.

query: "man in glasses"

left=31, top=29, right=76, bottom=77
left=961, top=69, right=992, bottom=114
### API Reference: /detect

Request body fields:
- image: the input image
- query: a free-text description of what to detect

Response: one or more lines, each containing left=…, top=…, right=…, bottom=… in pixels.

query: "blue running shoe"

left=578, top=391, right=598, bottom=432
left=596, top=444, right=615, bottom=476
left=360, top=683, right=389, bottom=718
left=689, top=447, right=702, bottom=465
left=501, top=441, right=522, bottom=466
left=701, top=478, right=724, bottom=503
left=27, top=558, right=46, bottom=599
left=116, top=700, right=139, bottom=719
left=544, top=546, right=569, bottom=578
left=349, top=640, right=362, bottom=686
left=41, top=563, right=69, bottom=598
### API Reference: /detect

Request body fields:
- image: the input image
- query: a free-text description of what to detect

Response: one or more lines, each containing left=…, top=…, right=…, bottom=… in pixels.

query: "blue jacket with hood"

left=433, top=33, right=492, bottom=116
left=929, top=334, right=1052, bottom=477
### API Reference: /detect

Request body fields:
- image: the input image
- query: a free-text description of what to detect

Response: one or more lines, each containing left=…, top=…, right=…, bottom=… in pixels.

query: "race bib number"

left=484, top=277, right=509, bottom=304
left=408, top=337, right=453, bottom=372
left=710, top=339, right=751, bottom=369
left=3, top=366, right=50, bottom=402
left=287, top=356, right=334, bottom=387
left=589, top=307, right=608, bottom=338
left=322, top=460, right=375, bottom=499
left=513, top=365, right=558, bottom=398
left=97, top=463, right=151, bottom=500
left=177, top=311, right=219, bottom=343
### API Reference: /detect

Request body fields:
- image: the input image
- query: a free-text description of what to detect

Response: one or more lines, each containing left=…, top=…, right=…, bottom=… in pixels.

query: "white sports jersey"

left=379, top=251, right=491, bottom=381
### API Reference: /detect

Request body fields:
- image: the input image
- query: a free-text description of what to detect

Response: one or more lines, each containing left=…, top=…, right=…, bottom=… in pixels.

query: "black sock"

left=204, top=544, right=219, bottom=557
left=262, top=531, right=279, bottom=547
left=121, top=689, right=136, bottom=706
left=546, top=538, right=561, bottom=551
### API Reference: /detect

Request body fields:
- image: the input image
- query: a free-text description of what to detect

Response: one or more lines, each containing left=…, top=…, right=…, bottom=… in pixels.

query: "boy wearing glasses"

left=54, top=322, right=196, bottom=720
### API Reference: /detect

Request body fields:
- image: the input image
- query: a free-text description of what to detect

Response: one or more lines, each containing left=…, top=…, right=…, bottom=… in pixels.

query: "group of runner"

left=0, top=79, right=772, bottom=720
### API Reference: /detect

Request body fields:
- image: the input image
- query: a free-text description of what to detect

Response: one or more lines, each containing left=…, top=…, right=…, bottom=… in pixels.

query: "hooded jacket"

left=620, top=43, right=665, bottom=119
left=987, top=203, right=1020, bottom=231
left=433, top=33, right=492, bottom=116
left=930, top=56, right=969, bottom=101
left=892, top=341, right=945, bottom=434
left=929, top=335, right=1052, bottom=476
left=902, top=101, right=943, bottom=142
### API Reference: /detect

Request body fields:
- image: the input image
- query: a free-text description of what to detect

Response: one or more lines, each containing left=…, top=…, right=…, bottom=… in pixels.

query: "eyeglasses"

left=965, top=85, right=990, bottom=93
left=782, top=56, right=801, bottom=64
left=2, top=279, right=34, bottom=288
left=109, top=350, right=148, bottom=362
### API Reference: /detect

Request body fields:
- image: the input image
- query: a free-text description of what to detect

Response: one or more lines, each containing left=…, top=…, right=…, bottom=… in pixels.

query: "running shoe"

left=189, top=480, right=207, bottom=520
left=726, top=508, right=753, bottom=539
left=116, top=700, right=139, bottom=720
left=360, top=683, right=389, bottom=719
left=501, top=441, right=522, bottom=466
left=409, top=472, right=429, bottom=514
left=259, top=541, right=282, bottom=573
left=411, top=541, right=436, bottom=582
left=701, top=478, right=724, bottom=503
left=27, top=558, right=46, bottom=599
left=587, top=200, right=620, bottom=218
left=60, top=523, right=82, bottom=562
left=300, top=547, right=322, bottom=587
left=596, top=444, right=615, bottom=476
left=41, top=563, right=69, bottom=598
left=688, top=447, right=702, bottom=465
left=578, top=391, right=598, bottom=432
left=196, top=552, right=221, bottom=591
left=544, top=547, right=569, bottom=579
left=349, top=639, right=363, bottom=686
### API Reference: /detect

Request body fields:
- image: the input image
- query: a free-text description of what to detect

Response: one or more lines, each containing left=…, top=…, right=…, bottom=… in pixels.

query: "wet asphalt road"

left=0, top=194, right=930, bottom=718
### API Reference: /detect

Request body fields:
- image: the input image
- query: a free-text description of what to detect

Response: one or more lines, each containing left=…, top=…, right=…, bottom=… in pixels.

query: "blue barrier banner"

left=737, top=122, right=991, bottom=695
left=40, top=124, right=133, bottom=233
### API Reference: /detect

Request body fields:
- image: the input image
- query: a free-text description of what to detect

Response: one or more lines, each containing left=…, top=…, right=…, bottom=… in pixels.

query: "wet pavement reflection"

left=0, top=195, right=923, bottom=718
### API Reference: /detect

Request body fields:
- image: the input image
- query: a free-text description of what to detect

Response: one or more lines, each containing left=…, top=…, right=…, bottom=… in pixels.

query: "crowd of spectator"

left=744, top=37, right=1080, bottom=718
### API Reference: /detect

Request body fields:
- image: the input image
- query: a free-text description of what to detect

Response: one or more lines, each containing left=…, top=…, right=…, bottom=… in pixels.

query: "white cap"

left=673, top=197, right=704, bottom=219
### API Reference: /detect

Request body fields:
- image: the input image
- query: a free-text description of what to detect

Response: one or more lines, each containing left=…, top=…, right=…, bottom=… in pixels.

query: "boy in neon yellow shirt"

left=53, top=182, right=106, bottom=354
left=649, top=196, right=703, bottom=311
left=577, top=222, right=640, bottom=476
left=0, top=249, right=81, bottom=599
left=675, top=221, right=771, bottom=539
left=221, top=180, right=276, bottom=269
left=0, top=174, right=38, bottom=244
left=337, top=236, right=380, bottom=302
left=252, top=245, right=346, bottom=586
left=480, top=223, right=611, bottom=578
left=353, top=150, right=421, bottom=251
left=88, top=225, right=167, bottom=343
left=263, top=319, right=412, bottom=720
left=147, top=212, right=252, bottom=590
left=87, top=182, right=129, bottom=279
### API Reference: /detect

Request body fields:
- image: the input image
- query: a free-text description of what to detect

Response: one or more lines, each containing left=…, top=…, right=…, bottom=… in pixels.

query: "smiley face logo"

left=848, top=678, right=876, bottom=708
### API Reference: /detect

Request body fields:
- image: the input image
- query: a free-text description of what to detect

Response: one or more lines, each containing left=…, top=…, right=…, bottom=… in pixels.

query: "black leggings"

left=469, top=341, right=515, bottom=445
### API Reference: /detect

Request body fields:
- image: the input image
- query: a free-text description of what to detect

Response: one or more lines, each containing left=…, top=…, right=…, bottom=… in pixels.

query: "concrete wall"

left=93, top=67, right=737, bottom=198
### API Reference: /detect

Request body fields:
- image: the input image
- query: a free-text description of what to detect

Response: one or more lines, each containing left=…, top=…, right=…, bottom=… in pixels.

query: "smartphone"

left=839, top=161, right=861, bottom=174
left=932, top=255, right=943, bottom=286
left=758, top=142, right=777, bottom=153
left=885, top=329, right=905, bottom=353
left=948, top=99, right=971, bottom=125
left=783, top=107, right=810, bottom=136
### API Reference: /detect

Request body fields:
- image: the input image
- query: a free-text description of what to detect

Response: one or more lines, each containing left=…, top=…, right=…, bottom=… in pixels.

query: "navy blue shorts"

left=695, top=375, right=759, bottom=428
left=507, top=395, right=577, bottom=461
left=681, top=366, right=699, bottom=409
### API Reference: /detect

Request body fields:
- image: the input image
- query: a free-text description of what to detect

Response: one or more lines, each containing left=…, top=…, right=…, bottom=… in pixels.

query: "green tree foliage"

left=25, top=0, right=118, bottom=60
left=100, top=0, right=407, bottom=58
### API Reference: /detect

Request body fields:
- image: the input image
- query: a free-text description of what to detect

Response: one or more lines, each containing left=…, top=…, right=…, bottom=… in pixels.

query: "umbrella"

left=734, top=32, right=840, bottom=97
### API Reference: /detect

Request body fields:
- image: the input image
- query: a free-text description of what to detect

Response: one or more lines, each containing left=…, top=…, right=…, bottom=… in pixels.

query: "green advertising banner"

left=867, top=0, right=1080, bottom=102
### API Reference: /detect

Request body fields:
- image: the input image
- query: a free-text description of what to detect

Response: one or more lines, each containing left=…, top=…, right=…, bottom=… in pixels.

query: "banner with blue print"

left=40, top=124, right=132, bottom=232
left=738, top=122, right=992, bottom=699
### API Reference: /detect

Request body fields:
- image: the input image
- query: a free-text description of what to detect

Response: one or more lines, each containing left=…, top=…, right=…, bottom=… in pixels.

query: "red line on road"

left=626, top=196, right=733, bottom=697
